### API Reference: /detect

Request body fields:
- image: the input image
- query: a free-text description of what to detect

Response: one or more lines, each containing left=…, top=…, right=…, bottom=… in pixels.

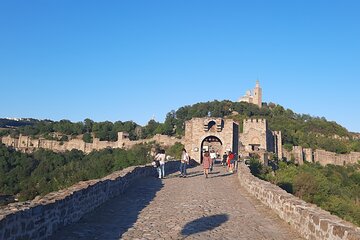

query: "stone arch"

left=185, top=118, right=239, bottom=163
left=199, top=135, right=223, bottom=163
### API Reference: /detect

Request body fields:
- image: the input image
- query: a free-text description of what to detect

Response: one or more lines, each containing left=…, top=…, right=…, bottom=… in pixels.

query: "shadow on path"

left=50, top=163, right=180, bottom=240
left=181, top=214, right=229, bottom=237
left=211, top=172, right=234, bottom=178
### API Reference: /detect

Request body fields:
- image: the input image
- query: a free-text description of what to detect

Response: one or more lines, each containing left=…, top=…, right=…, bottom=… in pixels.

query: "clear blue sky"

left=0, top=0, right=359, bottom=132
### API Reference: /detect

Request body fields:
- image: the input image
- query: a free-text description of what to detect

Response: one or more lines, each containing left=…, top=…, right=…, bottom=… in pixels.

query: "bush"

left=166, top=142, right=184, bottom=160
left=0, top=143, right=152, bottom=202
left=257, top=160, right=360, bottom=226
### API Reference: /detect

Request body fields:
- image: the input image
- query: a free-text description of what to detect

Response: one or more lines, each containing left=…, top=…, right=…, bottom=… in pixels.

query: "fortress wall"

left=0, top=161, right=180, bottom=240
left=283, top=147, right=360, bottom=166
left=0, top=134, right=184, bottom=154
left=292, top=146, right=304, bottom=165
left=238, top=163, right=360, bottom=240
left=314, top=150, right=360, bottom=166
left=314, top=150, right=337, bottom=166
left=283, top=148, right=292, bottom=161
left=303, top=148, right=314, bottom=162
left=350, top=152, right=360, bottom=164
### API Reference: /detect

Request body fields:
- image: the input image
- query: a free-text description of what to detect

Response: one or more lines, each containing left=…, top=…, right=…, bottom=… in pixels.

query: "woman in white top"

left=155, top=149, right=166, bottom=179
left=180, top=148, right=190, bottom=177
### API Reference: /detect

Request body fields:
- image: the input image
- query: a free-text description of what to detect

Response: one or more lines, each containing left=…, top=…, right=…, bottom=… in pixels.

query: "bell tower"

left=253, top=80, right=262, bottom=108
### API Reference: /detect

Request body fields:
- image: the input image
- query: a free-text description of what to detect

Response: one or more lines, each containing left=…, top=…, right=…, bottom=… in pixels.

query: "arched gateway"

left=184, top=117, right=283, bottom=165
left=184, top=118, right=239, bottom=163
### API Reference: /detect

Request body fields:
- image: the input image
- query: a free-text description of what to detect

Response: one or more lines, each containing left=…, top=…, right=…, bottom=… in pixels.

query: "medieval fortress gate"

left=184, top=117, right=282, bottom=163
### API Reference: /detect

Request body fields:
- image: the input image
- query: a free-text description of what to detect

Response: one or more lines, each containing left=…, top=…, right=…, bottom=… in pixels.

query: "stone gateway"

left=184, top=117, right=282, bottom=164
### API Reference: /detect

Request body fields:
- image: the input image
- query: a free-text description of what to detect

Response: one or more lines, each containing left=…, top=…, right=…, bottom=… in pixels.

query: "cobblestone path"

left=51, top=164, right=303, bottom=240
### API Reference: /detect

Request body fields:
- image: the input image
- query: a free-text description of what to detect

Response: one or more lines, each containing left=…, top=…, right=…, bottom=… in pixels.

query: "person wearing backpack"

left=180, top=148, right=190, bottom=178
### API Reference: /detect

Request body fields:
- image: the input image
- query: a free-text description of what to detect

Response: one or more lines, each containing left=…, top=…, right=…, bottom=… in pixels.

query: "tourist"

left=154, top=149, right=166, bottom=179
left=203, top=151, right=211, bottom=178
left=180, top=148, right=190, bottom=177
left=227, top=151, right=235, bottom=173
left=222, top=152, right=228, bottom=166
left=210, top=151, right=217, bottom=172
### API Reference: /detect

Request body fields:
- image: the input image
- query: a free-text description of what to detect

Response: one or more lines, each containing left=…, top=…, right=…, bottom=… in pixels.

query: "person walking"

left=203, top=151, right=211, bottom=178
left=222, top=152, right=228, bottom=166
left=210, top=151, right=217, bottom=172
left=155, top=149, right=166, bottom=179
left=180, top=148, right=190, bottom=177
left=227, top=151, right=235, bottom=173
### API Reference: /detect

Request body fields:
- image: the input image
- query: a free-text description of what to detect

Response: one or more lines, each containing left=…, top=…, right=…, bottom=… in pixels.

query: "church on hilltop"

left=238, top=80, right=262, bottom=108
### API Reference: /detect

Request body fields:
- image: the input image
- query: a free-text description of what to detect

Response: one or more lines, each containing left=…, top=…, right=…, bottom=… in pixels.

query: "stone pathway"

left=50, top=164, right=303, bottom=240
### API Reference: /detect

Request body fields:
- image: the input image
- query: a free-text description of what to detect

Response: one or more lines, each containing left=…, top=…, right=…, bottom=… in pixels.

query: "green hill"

left=163, top=100, right=359, bottom=154
left=1, top=101, right=359, bottom=154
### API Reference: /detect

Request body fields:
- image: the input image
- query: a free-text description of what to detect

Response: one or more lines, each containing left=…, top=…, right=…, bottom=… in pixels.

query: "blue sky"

left=0, top=0, right=359, bottom=132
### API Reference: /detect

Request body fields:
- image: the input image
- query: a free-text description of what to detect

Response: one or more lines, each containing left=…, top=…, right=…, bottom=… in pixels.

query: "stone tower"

left=253, top=80, right=262, bottom=108
left=238, top=80, right=263, bottom=108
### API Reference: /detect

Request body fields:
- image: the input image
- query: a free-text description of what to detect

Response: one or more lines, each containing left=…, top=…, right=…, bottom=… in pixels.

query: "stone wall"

left=239, top=119, right=282, bottom=159
left=283, top=146, right=360, bottom=166
left=184, top=118, right=238, bottom=163
left=313, top=150, right=360, bottom=166
left=238, top=163, right=360, bottom=240
left=240, top=119, right=267, bottom=151
left=0, top=133, right=184, bottom=154
left=0, top=161, right=180, bottom=240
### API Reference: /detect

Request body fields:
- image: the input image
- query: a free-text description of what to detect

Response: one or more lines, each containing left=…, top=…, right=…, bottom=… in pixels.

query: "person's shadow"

left=181, top=214, right=229, bottom=237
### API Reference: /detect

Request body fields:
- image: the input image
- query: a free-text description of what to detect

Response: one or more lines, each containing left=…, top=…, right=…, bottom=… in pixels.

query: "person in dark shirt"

left=222, top=152, right=228, bottom=166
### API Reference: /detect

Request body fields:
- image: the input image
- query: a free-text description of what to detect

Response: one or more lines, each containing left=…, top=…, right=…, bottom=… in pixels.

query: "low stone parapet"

left=238, top=163, right=360, bottom=240
left=0, top=161, right=179, bottom=240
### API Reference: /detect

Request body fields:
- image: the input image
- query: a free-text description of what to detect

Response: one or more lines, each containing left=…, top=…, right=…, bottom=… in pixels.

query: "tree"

left=82, top=133, right=93, bottom=143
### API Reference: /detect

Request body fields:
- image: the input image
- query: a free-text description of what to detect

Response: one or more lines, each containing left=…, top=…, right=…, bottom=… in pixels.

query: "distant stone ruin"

left=0, top=132, right=183, bottom=154
left=284, top=146, right=360, bottom=166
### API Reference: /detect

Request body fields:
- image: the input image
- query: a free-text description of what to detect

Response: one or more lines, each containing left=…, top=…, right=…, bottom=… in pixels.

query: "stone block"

left=332, top=225, right=348, bottom=238
left=320, top=219, right=329, bottom=232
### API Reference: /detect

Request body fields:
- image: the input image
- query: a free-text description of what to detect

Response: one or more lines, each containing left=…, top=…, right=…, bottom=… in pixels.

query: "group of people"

left=203, top=150, right=236, bottom=178
left=153, top=148, right=190, bottom=179
left=221, top=151, right=236, bottom=173
left=153, top=148, right=237, bottom=179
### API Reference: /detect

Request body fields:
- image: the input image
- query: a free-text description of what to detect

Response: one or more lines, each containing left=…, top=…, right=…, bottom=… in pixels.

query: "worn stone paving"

left=50, top=164, right=303, bottom=240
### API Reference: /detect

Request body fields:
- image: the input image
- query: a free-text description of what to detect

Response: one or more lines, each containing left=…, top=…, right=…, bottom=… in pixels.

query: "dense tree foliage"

left=0, top=143, right=153, bottom=202
left=250, top=159, right=360, bottom=226
left=163, top=100, right=358, bottom=153
left=165, top=142, right=185, bottom=160
left=0, top=118, right=40, bottom=128
left=0, top=119, right=142, bottom=142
